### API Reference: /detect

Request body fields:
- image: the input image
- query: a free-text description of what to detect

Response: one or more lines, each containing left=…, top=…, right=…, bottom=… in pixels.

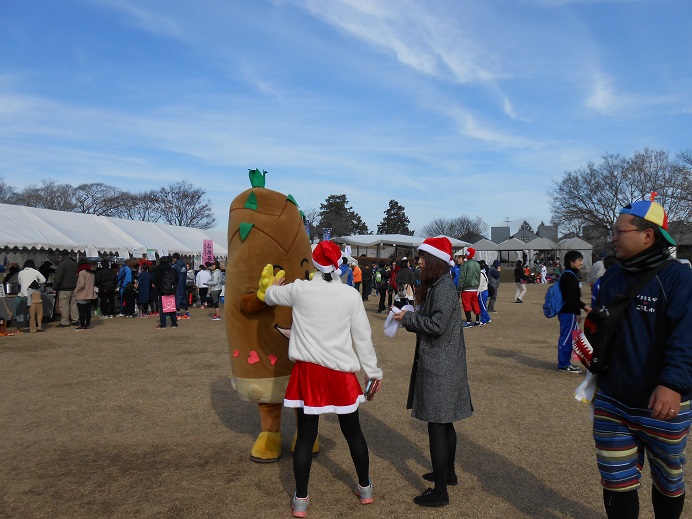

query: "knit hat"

left=619, top=199, right=675, bottom=246
left=492, top=260, right=500, bottom=268
left=418, top=237, right=454, bottom=266
left=462, top=246, right=476, bottom=259
left=312, top=240, right=342, bottom=273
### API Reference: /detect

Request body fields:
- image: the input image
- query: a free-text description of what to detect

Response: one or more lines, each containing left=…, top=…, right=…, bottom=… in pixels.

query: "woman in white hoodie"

left=263, top=240, right=383, bottom=518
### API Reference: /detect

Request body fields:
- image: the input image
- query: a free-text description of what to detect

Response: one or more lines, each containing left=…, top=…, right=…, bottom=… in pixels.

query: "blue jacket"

left=596, top=261, right=692, bottom=407
left=116, top=265, right=132, bottom=289
left=452, top=264, right=460, bottom=287
left=339, top=264, right=353, bottom=286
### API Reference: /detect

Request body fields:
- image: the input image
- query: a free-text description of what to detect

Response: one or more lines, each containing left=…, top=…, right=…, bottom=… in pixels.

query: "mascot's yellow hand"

left=257, top=264, right=274, bottom=302
left=257, top=265, right=286, bottom=301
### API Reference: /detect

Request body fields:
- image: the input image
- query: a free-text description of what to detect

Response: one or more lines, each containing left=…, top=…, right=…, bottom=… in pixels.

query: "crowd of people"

left=4, top=251, right=228, bottom=332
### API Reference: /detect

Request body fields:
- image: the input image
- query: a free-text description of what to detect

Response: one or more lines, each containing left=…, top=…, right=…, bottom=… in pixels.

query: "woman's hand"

left=392, top=309, right=407, bottom=321
left=364, top=378, right=381, bottom=401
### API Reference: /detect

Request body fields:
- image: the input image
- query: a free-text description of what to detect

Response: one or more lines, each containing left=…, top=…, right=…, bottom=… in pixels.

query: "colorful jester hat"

left=619, top=191, right=676, bottom=246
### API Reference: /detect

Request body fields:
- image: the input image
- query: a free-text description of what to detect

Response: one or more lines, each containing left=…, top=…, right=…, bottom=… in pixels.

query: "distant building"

left=536, top=223, right=558, bottom=242
left=670, top=220, right=692, bottom=260
left=491, top=226, right=510, bottom=244
left=464, top=232, right=487, bottom=243
left=512, top=228, right=538, bottom=243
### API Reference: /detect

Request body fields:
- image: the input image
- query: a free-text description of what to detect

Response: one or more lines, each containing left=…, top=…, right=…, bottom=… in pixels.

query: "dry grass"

left=0, top=284, right=668, bottom=518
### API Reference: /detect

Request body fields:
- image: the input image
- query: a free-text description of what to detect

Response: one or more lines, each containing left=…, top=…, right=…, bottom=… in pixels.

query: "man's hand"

left=648, top=385, right=682, bottom=420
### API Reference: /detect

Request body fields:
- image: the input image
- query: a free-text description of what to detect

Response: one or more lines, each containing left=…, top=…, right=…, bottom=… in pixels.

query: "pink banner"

left=202, top=240, right=214, bottom=266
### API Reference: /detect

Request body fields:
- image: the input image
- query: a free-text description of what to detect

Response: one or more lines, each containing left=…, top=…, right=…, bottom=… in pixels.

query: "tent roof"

left=558, top=237, right=593, bottom=250
left=0, top=203, right=227, bottom=257
left=0, top=205, right=80, bottom=251
left=497, top=237, right=529, bottom=251
left=525, top=237, right=558, bottom=250
left=470, top=238, right=499, bottom=251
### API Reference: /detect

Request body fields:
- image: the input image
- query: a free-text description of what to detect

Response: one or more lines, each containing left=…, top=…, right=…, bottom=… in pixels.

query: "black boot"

left=413, top=487, right=449, bottom=507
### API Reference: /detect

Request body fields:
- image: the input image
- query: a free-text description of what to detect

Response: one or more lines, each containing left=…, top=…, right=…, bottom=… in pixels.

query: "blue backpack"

left=542, top=270, right=575, bottom=318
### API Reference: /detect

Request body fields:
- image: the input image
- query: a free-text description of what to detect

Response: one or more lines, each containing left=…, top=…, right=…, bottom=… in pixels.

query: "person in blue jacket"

left=592, top=198, right=692, bottom=519
left=556, top=250, right=591, bottom=373
left=115, top=260, right=132, bottom=314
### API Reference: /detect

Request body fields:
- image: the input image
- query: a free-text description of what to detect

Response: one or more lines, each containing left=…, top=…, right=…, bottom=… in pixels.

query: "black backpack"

left=161, top=268, right=177, bottom=295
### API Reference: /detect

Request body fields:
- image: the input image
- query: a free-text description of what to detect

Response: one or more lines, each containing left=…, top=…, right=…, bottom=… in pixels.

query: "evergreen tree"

left=377, top=200, right=413, bottom=235
left=519, top=220, right=534, bottom=232
left=316, top=194, right=369, bottom=238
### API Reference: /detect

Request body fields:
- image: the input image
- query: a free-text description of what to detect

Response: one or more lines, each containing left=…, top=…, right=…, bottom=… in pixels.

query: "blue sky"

left=2, top=0, right=691, bottom=235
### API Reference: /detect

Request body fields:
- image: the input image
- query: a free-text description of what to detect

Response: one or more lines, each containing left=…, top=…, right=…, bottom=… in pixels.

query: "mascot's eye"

left=300, top=258, right=309, bottom=266
left=273, top=264, right=284, bottom=276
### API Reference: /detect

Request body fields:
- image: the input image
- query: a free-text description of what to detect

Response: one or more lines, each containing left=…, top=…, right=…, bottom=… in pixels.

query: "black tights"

left=603, top=487, right=685, bottom=519
left=77, top=302, right=91, bottom=328
left=294, top=409, right=370, bottom=498
left=428, top=422, right=457, bottom=495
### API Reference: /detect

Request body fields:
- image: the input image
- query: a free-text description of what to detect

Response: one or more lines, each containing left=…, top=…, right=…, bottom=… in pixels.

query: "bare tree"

left=111, top=191, right=163, bottom=222
left=0, top=177, right=17, bottom=204
left=549, top=149, right=692, bottom=239
left=74, top=183, right=123, bottom=215
left=157, top=181, right=216, bottom=229
left=421, top=215, right=487, bottom=241
left=302, top=207, right=319, bottom=240
left=14, top=179, right=77, bottom=211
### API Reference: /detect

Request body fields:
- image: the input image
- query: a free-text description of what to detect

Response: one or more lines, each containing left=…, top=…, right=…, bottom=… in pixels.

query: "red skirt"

left=284, top=361, right=364, bottom=415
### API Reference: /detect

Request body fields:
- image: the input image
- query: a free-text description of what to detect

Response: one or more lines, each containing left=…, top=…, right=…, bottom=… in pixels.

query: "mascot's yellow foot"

left=290, top=432, right=320, bottom=457
left=250, top=432, right=282, bottom=463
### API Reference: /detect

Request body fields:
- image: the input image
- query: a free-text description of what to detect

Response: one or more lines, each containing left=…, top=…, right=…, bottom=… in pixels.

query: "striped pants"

left=593, top=391, right=691, bottom=496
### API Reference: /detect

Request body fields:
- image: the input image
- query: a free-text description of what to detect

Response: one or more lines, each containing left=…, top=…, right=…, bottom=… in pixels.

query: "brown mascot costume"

left=226, top=169, right=317, bottom=462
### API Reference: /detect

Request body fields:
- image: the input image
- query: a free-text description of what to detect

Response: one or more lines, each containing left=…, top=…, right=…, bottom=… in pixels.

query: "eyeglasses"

left=612, top=228, right=643, bottom=238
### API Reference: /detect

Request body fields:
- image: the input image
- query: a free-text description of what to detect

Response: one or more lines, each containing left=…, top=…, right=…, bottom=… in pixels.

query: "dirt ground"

left=0, top=283, right=671, bottom=518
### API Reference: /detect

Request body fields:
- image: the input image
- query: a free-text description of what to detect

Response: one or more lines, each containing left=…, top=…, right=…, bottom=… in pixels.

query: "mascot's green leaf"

left=248, top=169, right=267, bottom=188
left=286, top=194, right=299, bottom=207
left=244, top=191, right=258, bottom=210
left=239, top=222, right=254, bottom=242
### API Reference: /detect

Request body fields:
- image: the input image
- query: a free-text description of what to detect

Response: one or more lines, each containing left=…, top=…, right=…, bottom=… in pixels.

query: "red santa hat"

left=312, top=240, right=342, bottom=273
left=462, top=246, right=476, bottom=259
left=418, top=237, right=454, bottom=266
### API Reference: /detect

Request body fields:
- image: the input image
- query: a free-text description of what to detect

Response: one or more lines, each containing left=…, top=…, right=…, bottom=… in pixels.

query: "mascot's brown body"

left=226, top=170, right=314, bottom=462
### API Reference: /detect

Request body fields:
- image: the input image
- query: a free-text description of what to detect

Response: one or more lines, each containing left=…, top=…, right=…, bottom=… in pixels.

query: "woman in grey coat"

left=393, top=237, right=473, bottom=507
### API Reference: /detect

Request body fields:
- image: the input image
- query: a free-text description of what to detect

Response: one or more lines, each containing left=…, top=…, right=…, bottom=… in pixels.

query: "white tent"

left=0, top=203, right=228, bottom=260
left=557, top=237, right=593, bottom=269
left=497, top=237, right=529, bottom=263
left=456, top=238, right=499, bottom=265
left=526, top=237, right=558, bottom=265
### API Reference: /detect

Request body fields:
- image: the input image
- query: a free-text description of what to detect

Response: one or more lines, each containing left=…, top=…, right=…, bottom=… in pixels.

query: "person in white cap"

left=263, top=240, right=383, bottom=517
left=393, top=236, right=473, bottom=508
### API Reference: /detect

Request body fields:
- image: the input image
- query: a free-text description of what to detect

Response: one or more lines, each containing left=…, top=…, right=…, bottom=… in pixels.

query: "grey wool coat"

left=401, top=275, right=473, bottom=423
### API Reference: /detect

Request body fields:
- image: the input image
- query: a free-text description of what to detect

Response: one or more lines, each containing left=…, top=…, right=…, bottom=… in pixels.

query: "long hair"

left=415, top=251, right=451, bottom=306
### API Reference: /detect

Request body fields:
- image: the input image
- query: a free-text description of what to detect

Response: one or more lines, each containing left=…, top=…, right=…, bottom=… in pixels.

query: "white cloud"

left=291, top=0, right=500, bottom=85
left=584, top=73, right=674, bottom=116
left=90, top=0, right=187, bottom=40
